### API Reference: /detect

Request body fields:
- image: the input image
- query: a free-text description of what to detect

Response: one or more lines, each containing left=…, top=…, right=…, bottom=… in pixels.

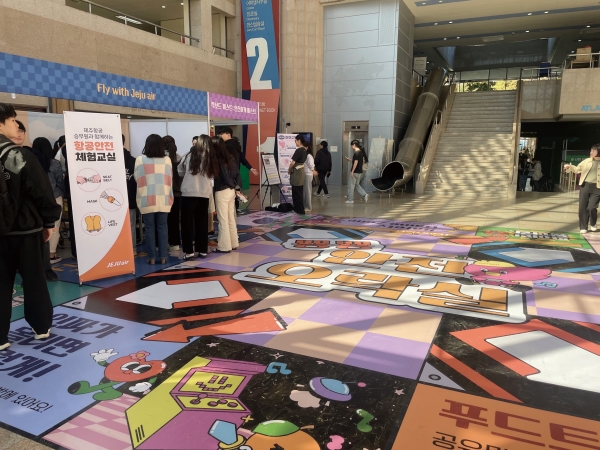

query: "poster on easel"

left=276, top=134, right=297, bottom=202
left=261, top=154, right=281, bottom=185
left=64, top=111, right=135, bottom=283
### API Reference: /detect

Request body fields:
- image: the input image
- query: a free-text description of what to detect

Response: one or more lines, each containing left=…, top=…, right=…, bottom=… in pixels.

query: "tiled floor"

left=4, top=187, right=600, bottom=450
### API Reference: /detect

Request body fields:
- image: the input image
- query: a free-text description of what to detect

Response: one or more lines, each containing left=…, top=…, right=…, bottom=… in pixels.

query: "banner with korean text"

left=64, top=112, right=135, bottom=283
left=241, top=0, right=280, bottom=183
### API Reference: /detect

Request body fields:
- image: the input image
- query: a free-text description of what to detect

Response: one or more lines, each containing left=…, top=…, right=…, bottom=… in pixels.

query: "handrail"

left=508, top=80, right=523, bottom=197
left=563, top=51, right=600, bottom=69
left=70, top=0, right=200, bottom=43
left=559, top=160, right=578, bottom=192
left=415, top=84, right=456, bottom=195
left=213, top=45, right=235, bottom=55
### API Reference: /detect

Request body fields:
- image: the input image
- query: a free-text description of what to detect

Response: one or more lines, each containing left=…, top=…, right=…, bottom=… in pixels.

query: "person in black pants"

left=314, top=141, right=332, bottom=197
left=163, top=135, right=182, bottom=250
left=564, top=144, right=600, bottom=233
left=0, top=103, right=62, bottom=350
left=288, top=135, right=307, bottom=215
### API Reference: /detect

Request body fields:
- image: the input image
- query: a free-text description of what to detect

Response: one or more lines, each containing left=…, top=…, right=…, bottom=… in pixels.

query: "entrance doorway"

left=342, top=121, right=369, bottom=185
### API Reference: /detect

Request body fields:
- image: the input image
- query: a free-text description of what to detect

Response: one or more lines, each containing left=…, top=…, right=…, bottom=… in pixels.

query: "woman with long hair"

left=303, top=140, right=315, bottom=212
left=134, top=134, right=174, bottom=264
left=211, top=136, right=241, bottom=252
left=344, top=139, right=369, bottom=204
left=178, top=135, right=217, bottom=260
left=163, top=135, right=182, bottom=250
left=565, top=143, right=600, bottom=233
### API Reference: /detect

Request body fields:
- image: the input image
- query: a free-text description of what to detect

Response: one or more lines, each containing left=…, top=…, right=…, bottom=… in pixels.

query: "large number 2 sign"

left=246, top=38, right=272, bottom=90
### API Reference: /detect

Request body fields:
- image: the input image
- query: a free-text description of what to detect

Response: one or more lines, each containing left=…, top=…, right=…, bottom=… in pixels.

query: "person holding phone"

left=564, top=143, right=600, bottom=233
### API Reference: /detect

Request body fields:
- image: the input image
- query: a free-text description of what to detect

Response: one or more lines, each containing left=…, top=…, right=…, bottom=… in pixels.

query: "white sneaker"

left=32, top=328, right=51, bottom=340
left=345, top=200, right=354, bottom=204
left=580, top=229, right=588, bottom=234
left=591, top=226, right=597, bottom=232
left=0, top=342, right=10, bottom=351
left=325, top=194, right=330, bottom=198
left=49, top=255, right=62, bottom=265
left=363, top=194, right=369, bottom=202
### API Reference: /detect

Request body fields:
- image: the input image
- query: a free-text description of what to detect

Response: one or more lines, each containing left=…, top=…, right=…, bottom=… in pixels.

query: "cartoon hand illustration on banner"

left=129, top=381, right=152, bottom=394
left=75, top=168, right=102, bottom=192
left=91, top=348, right=118, bottom=362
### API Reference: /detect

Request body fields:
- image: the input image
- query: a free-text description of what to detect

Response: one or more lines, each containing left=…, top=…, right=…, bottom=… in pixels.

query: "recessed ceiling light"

left=526, top=30, right=529, bottom=32
left=449, top=21, right=453, bottom=23
left=527, top=13, right=532, bottom=15
left=181, top=2, right=183, bottom=4
left=422, top=2, right=426, bottom=4
left=456, top=36, right=460, bottom=39
left=544, top=11, right=549, bottom=13
left=579, top=39, right=582, bottom=41
left=162, top=5, right=166, bottom=8
left=116, top=15, right=142, bottom=24
left=571, top=50, right=575, bottom=53
left=443, top=37, right=447, bottom=40
left=434, top=22, right=438, bottom=25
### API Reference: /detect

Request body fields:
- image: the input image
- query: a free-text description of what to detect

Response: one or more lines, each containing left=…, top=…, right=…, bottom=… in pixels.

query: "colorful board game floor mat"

left=3, top=211, right=600, bottom=450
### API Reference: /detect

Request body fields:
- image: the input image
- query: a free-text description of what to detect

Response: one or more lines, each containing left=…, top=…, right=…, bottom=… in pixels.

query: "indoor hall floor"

left=3, top=187, right=600, bottom=450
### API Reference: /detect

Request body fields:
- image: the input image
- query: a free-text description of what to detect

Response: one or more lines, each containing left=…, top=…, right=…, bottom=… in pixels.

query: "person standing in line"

left=123, top=135, right=137, bottom=255
left=288, top=134, right=307, bottom=215
left=211, top=136, right=240, bottom=253
left=134, top=134, right=173, bottom=265
left=314, top=141, right=332, bottom=198
left=58, top=136, right=77, bottom=259
left=564, top=144, right=600, bottom=233
left=30, top=137, right=63, bottom=282
left=0, top=103, right=62, bottom=350
left=529, top=157, right=543, bottom=191
left=303, top=140, right=315, bottom=212
left=163, top=135, right=182, bottom=251
left=345, top=139, right=369, bottom=204
left=178, top=135, right=215, bottom=261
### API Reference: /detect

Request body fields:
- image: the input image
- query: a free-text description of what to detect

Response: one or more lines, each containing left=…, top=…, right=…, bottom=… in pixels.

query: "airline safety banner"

left=64, top=111, right=135, bottom=283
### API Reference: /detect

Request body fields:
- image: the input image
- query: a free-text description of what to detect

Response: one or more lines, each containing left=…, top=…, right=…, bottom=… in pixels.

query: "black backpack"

left=0, top=145, right=18, bottom=236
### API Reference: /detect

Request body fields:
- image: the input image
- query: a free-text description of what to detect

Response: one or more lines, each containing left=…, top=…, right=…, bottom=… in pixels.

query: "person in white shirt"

left=303, top=141, right=315, bottom=212
left=564, top=144, right=600, bottom=233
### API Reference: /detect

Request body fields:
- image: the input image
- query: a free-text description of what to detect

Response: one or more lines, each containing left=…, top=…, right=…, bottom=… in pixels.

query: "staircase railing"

left=508, top=80, right=523, bottom=198
left=415, top=84, right=457, bottom=195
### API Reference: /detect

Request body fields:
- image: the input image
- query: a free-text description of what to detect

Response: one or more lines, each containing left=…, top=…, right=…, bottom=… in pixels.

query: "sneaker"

left=199, top=253, right=208, bottom=258
left=325, top=194, right=330, bottom=198
left=345, top=200, right=354, bottom=204
left=305, top=208, right=312, bottom=212
left=183, top=253, right=196, bottom=261
left=45, top=270, right=58, bottom=282
left=581, top=229, right=588, bottom=234
left=169, top=245, right=180, bottom=251
left=49, top=255, right=62, bottom=265
left=591, top=226, right=597, bottom=232
left=32, top=328, right=51, bottom=340
left=0, top=342, right=10, bottom=351
left=363, top=194, right=369, bottom=202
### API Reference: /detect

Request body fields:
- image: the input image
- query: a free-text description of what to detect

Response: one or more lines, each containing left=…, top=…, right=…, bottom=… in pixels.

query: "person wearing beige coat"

left=564, top=143, right=600, bottom=233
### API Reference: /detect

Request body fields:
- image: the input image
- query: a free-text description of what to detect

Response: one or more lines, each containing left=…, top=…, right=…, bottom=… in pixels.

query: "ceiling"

left=405, top=0, right=600, bottom=71
left=66, top=0, right=185, bottom=25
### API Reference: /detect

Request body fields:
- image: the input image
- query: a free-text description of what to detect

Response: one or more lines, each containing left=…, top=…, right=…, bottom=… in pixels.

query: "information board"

left=261, top=154, right=281, bottom=185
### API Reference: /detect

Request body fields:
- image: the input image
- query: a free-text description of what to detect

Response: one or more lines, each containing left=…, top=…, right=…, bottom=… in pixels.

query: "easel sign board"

left=64, top=111, right=135, bottom=283
left=261, top=154, right=281, bottom=185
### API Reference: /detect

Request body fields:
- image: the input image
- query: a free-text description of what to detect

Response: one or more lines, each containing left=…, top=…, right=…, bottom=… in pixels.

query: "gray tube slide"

left=371, top=67, right=447, bottom=191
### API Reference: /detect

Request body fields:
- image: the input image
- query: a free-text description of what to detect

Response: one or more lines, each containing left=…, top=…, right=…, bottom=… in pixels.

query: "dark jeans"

left=0, top=232, right=54, bottom=344
left=579, top=182, right=600, bottom=230
left=181, top=196, right=209, bottom=255
left=167, top=196, right=181, bottom=246
left=292, top=185, right=305, bottom=215
left=142, top=212, right=169, bottom=260
left=518, top=174, right=527, bottom=191
left=66, top=197, right=77, bottom=258
left=316, top=171, right=329, bottom=195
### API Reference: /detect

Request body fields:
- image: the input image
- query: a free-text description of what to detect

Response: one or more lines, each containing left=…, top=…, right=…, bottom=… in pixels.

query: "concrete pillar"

left=189, top=0, right=214, bottom=52
left=183, top=0, right=190, bottom=45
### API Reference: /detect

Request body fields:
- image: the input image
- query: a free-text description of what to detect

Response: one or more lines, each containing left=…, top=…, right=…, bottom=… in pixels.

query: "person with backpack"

left=345, top=139, right=369, bottom=204
left=0, top=103, right=62, bottom=350
left=314, top=141, right=332, bottom=197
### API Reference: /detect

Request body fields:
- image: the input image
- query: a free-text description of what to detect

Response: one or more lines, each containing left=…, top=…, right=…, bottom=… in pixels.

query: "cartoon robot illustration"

left=458, top=260, right=551, bottom=292
left=68, top=349, right=166, bottom=401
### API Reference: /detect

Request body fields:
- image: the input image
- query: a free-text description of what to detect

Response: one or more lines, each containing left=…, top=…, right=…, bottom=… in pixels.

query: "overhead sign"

left=64, top=111, right=135, bottom=283
left=0, top=52, right=208, bottom=115
left=209, top=93, right=259, bottom=122
left=241, top=0, right=281, bottom=177
left=261, top=154, right=281, bottom=185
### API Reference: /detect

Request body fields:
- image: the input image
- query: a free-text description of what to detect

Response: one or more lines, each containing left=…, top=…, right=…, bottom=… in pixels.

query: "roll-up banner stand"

left=64, top=111, right=135, bottom=284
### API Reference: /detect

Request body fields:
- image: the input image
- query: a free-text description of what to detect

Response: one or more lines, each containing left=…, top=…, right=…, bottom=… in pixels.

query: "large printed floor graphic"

left=3, top=211, right=600, bottom=450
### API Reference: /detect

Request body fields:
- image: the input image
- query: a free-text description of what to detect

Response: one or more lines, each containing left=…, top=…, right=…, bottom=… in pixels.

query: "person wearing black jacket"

left=314, top=141, right=332, bottom=197
left=59, top=136, right=77, bottom=259
left=0, top=104, right=62, bottom=350
left=218, top=127, right=257, bottom=212
left=123, top=136, right=138, bottom=255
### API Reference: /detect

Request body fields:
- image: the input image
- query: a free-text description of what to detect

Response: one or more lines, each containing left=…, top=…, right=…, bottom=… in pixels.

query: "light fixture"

left=587, top=25, right=591, bottom=28
left=449, top=21, right=453, bottom=23
left=579, top=39, right=582, bottom=41
left=527, top=13, right=532, bottom=15
left=116, top=15, right=143, bottom=24
left=456, top=36, right=460, bottom=39
left=544, top=11, right=549, bottom=13
left=422, top=2, right=426, bottom=4
left=434, top=22, right=438, bottom=25
left=162, top=5, right=166, bottom=8
left=443, top=37, right=447, bottom=40
left=571, top=50, right=575, bottom=53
